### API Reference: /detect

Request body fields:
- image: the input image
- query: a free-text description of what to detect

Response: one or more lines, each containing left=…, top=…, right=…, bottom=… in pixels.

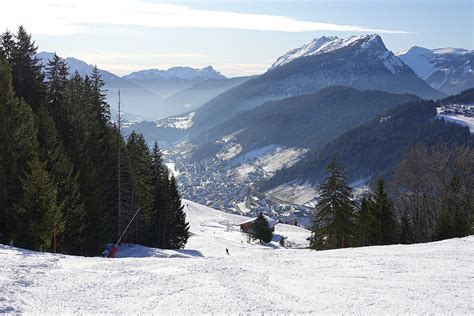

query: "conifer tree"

left=310, top=159, right=355, bottom=250
left=35, top=106, right=86, bottom=253
left=251, top=212, right=273, bottom=244
left=0, top=65, right=39, bottom=244
left=124, top=132, right=153, bottom=244
left=45, top=54, right=70, bottom=134
left=167, top=175, right=189, bottom=249
left=11, top=26, right=45, bottom=109
left=368, top=178, right=399, bottom=245
left=149, top=143, right=169, bottom=247
left=355, top=197, right=372, bottom=247
left=15, top=156, right=64, bottom=252
left=1, top=30, right=16, bottom=60
left=0, top=58, right=11, bottom=243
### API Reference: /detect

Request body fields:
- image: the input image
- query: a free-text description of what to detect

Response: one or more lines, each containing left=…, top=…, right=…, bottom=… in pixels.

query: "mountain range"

left=187, top=34, right=444, bottom=134
left=398, top=46, right=473, bottom=95
left=36, top=52, right=247, bottom=120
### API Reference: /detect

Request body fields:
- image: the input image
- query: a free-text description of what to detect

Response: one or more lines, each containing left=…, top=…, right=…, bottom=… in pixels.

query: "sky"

left=1, top=0, right=473, bottom=77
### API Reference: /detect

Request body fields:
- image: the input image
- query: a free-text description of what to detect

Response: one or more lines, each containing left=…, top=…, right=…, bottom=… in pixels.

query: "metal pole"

left=108, top=208, right=141, bottom=258
left=117, top=89, right=122, bottom=238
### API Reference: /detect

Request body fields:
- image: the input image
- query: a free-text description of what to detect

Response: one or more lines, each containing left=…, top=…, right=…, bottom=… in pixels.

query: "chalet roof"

left=238, top=215, right=278, bottom=228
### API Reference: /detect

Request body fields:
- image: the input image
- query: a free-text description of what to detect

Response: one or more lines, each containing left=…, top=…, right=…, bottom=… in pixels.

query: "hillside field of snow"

left=1, top=200, right=473, bottom=314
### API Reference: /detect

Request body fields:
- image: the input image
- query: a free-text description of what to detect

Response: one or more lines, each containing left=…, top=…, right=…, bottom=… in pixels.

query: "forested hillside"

left=262, top=94, right=474, bottom=191
left=191, top=87, right=419, bottom=155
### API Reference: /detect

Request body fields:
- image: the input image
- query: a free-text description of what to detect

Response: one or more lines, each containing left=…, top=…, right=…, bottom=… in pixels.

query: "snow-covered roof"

left=238, top=215, right=278, bottom=228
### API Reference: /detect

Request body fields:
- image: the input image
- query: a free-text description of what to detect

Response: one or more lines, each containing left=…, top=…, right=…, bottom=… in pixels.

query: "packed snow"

left=1, top=200, right=473, bottom=314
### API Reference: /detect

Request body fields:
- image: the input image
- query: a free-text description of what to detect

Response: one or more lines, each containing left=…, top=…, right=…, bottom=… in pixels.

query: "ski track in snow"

left=1, top=200, right=473, bottom=314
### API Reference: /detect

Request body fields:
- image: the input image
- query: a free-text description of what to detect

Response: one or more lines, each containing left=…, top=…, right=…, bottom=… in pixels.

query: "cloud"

left=1, top=0, right=409, bottom=36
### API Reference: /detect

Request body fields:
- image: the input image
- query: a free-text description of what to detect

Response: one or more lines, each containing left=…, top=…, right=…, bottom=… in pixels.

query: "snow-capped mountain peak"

left=270, top=34, right=404, bottom=75
left=398, top=46, right=473, bottom=95
left=123, top=66, right=226, bottom=81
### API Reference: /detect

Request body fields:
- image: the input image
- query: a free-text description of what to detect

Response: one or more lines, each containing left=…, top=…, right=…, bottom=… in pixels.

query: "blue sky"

left=2, top=0, right=472, bottom=77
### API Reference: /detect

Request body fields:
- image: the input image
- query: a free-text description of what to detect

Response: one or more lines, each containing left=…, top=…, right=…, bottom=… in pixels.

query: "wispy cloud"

left=2, top=0, right=409, bottom=36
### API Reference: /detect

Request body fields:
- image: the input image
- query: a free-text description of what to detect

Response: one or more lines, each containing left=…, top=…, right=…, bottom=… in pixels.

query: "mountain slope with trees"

left=261, top=90, right=474, bottom=191
left=191, top=87, right=419, bottom=158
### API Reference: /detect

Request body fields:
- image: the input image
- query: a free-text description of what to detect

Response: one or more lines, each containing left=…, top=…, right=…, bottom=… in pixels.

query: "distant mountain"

left=189, top=34, right=444, bottom=134
left=260, top=90, right=474, bottom=192
left=122, top=66, right=227, bottom=100
left=124, top=66, right=225, bottom=81
left=191, top=87, right=419, bottom=160
left=37, top=52, right=163, bottom=120
left=158, top=76, right=253, bottom=118
left=398, top=46, right=474, bottom=95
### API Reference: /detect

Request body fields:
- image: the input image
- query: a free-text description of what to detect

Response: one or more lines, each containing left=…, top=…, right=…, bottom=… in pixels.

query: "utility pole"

left=117, top=90, right=122, bottom=238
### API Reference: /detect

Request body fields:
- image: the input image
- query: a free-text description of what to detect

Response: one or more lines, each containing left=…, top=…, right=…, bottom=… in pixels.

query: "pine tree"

left=368, top=178, right=399, bottom=245
left=149, top=143, right=169, bottom=247
left=167, top=176, right=189, bottom=249
left=11, top=26, right=45, bottom=109
left=310, top=159, right=355, bottom=250
left=35, top=106, right=86, bottom=254
left=15, top=156, right=64, bottom=252
left=251, top=212, right=273, bottom=244
left=124, top=132, right=153, bottom=244
left=0, top=58, right=11, bottom=243
left=355, top=197, right=372, bottom=247
left=45, top=54, right=70, bottom=135
left=1, top=30, right=16, bottom=61
left=0, top=61, right=39, bottom=245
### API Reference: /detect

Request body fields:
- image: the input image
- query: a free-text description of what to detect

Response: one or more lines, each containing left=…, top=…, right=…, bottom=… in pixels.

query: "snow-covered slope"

left=398, top=46, right=474, bottom=95
left=1, top=208, right=472, bottom=314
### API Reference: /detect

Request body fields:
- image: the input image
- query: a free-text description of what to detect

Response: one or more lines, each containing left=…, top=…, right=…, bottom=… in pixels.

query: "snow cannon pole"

left=108, top=208, right=141, bottom=258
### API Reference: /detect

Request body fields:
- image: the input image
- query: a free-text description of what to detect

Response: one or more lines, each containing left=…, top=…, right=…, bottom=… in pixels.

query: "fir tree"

left=124, top=132, right=153, bottom=244
left=45, top=54, right=70, bottom=135
left=149, top=143, right=169, bottom=248
left=0, top=63, right=39, bottom=245
left=251, top=212, right=273, bottom=244
left=368, top=178, right=399, bottom=245
left=1, top=30, right=16, bottom=61
left=15, top=156, right=64, bottom=252
left=167, top=176, right=189, bottom=249
left=355, top=197, right=372, bottom=247
left=11, top=26, right=45, bottom=109
left=35, top=106, right=86, bottom=254
left=310, top=159, right=355, bottom=250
